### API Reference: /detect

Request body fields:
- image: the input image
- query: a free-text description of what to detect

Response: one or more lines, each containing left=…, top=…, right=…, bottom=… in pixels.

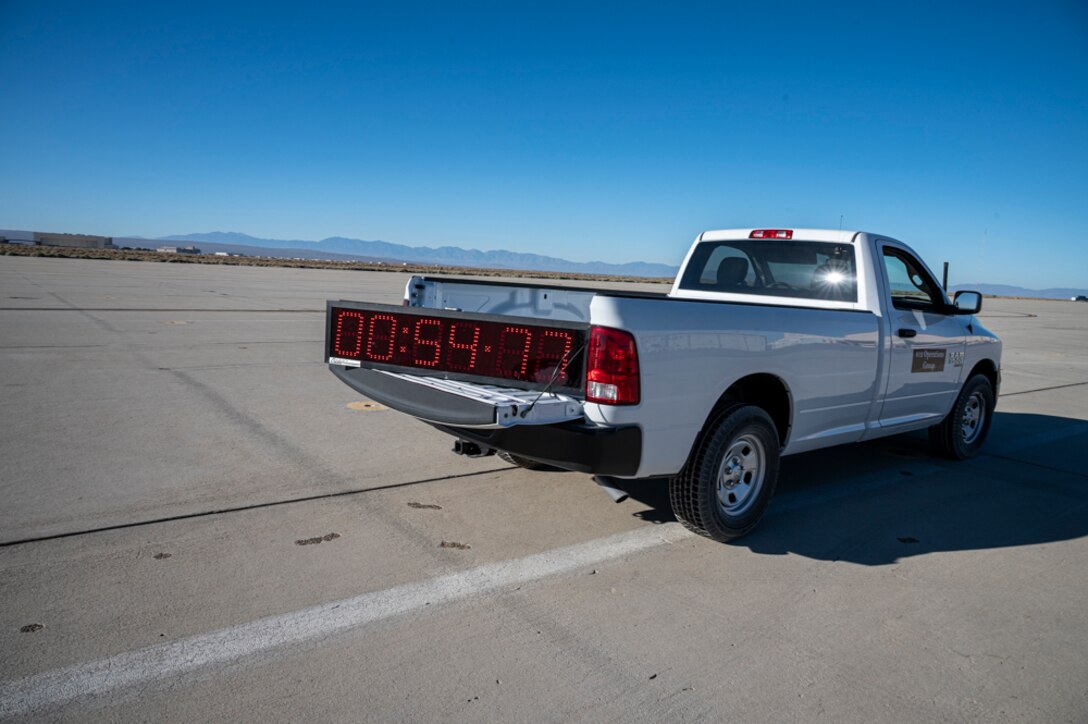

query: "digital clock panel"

left=327, top=305, right=586, bottom=392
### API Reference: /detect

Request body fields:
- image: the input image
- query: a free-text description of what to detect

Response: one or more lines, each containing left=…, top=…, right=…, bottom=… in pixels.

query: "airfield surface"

left=1, top=256, right=1086, bottom=722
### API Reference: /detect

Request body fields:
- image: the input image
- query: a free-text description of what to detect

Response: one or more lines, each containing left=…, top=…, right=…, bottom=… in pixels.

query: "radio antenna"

left=518, top=340, right=587, bottom=419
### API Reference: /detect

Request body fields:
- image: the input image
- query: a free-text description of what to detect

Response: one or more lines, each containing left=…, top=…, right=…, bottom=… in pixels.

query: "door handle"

left=897, top=328, right=917, bottom=338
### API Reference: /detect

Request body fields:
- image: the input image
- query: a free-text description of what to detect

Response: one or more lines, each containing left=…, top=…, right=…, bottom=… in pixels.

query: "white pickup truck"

left=326, top=228, right=1001, bottom=542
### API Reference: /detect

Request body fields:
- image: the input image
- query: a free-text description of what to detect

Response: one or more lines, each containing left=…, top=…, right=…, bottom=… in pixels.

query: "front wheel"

left=929, top=374, right=995, bottom=459
left=670, top=404, right=780, bottom=542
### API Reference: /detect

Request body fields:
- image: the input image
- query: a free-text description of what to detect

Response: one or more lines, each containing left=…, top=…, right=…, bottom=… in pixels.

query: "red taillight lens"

left=749, top=229, right=793, bottom=239
left=585, top=326, right=640, bottom=405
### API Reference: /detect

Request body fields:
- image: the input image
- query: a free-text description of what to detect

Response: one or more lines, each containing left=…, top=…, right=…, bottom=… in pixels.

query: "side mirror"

left=952, top=290, right=982, bottom=315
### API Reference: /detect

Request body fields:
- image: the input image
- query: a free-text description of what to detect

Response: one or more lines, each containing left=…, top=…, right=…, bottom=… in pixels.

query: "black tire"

left=669, top=404, right=780, bottom=542
left=497, top=451, right=562, bottom=471
left=929, top=374, right=995, bottom=459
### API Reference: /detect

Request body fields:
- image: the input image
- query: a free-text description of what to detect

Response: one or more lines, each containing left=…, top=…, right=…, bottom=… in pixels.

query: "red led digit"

left=498, top=326, right=533, bottom=377
left=412, top=318, right=443, bottom=367
left=447, top=322, right=481, bottom=371
left=537, top=330, right=574, bottom=378
left=366, top=313, right=397, bottom=361
left=332, top=310, right=366, bottom=358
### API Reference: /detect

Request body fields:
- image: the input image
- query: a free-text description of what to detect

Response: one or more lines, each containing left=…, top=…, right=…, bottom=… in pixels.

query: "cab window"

left=679, top=240, right=858, bottom=302
left=882, top=248, right=945, bottom=311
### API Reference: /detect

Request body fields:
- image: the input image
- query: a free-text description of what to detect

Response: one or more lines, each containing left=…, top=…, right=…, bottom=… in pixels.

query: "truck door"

left=876, top=243, right=967, bottom=429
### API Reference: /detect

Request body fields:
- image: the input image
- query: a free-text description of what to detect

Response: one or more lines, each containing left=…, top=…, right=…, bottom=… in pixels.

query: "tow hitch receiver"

left=453, top=439, right=495, bottom=458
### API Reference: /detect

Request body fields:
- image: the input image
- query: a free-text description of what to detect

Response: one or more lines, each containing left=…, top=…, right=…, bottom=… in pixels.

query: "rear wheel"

left=670, top=404, right=780, bottom=542
left=929, top=374, right=995, bottom=459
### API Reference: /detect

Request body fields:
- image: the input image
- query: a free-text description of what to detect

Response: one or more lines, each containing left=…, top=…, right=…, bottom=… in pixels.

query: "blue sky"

left=2, top=1, right=1086, bottom=288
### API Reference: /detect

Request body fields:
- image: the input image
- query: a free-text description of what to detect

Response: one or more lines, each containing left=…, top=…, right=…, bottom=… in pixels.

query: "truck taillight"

left=586, top=326, right=640, bottom=405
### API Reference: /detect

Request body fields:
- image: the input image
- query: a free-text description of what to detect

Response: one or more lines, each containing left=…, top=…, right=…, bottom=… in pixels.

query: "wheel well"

left=712, top=373, right=791, bottom=447
left=968, top=358, right=999, bottom=392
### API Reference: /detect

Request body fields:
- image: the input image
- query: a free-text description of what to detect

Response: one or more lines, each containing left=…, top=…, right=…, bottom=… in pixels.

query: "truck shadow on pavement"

left=621, top=411, right=1088, bottom=565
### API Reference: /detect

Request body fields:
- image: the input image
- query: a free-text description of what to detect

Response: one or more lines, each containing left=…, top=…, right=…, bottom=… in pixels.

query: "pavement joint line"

left=0, top=467, right=516, bottom=549
left=5, top=421, right=1084, bottom=548
left=992, top=421, right=1088, bottom=452
left=771, top=423, right=1088, bottom=514
left=981, top=453, right=1088, bottom=481
left=972, top=423, right=1088, bottom=481
left=0, top=524, right=694, bottom=717
left=999, top=380, right=1088, bottom=397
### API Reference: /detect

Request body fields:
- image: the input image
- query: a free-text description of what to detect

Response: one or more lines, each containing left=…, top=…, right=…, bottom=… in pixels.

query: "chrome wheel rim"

left=961, top=391, right=986, bottom=444
left=716, top=434, right=765, bottom=517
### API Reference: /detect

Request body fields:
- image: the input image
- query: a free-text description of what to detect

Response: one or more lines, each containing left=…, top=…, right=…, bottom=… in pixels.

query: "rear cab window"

left=677, top=239, right=859, bottom=303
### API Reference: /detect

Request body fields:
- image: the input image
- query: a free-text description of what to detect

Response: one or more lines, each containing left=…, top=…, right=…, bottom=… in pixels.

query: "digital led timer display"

left=328, top=306, right=585, bottom=390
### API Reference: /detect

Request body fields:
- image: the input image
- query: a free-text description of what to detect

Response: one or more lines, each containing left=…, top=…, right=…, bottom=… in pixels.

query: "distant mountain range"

left=952, top=283, right=1088, bottom=300
left=110, top=231, right=1088, bottom=297
left=143, top=231, right=680, bottom=278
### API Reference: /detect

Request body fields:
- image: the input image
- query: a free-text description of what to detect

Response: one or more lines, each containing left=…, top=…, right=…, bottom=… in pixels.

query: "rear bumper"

left=331, top=364, right=641, bottom=476
left=432, top=420, right=641, bottom=476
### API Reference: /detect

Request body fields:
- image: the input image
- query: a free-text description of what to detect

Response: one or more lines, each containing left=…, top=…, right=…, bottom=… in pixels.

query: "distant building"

left=0, top=230, right=115, bottom=249
left=0, top=230, right=36, bottom=245
left=157, top=245, right=201, bottom=255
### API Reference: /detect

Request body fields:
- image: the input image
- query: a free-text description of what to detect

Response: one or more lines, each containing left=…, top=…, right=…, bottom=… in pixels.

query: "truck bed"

left=406, top=275, right=668, bottom=323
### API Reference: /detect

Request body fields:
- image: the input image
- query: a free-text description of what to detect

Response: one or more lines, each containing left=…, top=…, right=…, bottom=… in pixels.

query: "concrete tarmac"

left=1, top=256, right=1086, bottom=722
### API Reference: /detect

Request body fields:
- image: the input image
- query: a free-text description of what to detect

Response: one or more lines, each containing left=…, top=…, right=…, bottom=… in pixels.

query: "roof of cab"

left=699, top=228, right=861, bottom=244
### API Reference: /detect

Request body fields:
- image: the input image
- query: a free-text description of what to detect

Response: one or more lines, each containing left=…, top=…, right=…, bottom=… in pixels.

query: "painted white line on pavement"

left=0, top=524, right=693, bottom=717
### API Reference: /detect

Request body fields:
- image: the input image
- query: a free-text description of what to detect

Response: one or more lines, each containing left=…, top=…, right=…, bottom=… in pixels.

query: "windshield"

left=677, top=239, right=858, bottom=302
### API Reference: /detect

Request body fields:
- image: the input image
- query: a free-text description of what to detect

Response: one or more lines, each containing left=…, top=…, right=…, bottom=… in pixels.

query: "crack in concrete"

left=999, top=380, right=1088, bottom=397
